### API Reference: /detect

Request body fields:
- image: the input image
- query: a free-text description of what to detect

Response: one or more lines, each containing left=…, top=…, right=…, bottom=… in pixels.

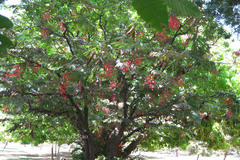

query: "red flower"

left=41, top=28, right=49, bottom=37
left=134, top=57, right=142, bottom=66
left=101, top=62, right=115, bottom=79
left=108, top=82, right=116, bottom=89
left=135, top=31, right=143, bottom=37
left=58, top=21, right=66, bottom=32
left=168, top=15, right=180, bottom=30
left=5, top=65, right=22, bottom=79
left=157, top=32, right=167, bottom=43
left=94, top=105, right=101, bottom=112
left=32, top=62, right=41, bottom=73
left=180, top=134, right=184, bottom=139
left=121, top=59, right=132, bottom=72
left=182, top=39, right=189, bottom=47
left=43, top=12, right=50, bottom=21
left=144, top=75, right=156, bottom=91
left=200, top=113, right=206, bottom=119
left=173, top=75, right=184, bottom=86
left=57, top=72, right=71, bottom=95
left=2, top=106, right=10, bottom=113
left=74, top=82, right=82, bottom=90
left=98, top=127, right=103, bottom=138
left=5, top=71, right=12, bottom=78
left=226, top=109, right=233, bottom=117
left=104, top=107, right=110, bottom=114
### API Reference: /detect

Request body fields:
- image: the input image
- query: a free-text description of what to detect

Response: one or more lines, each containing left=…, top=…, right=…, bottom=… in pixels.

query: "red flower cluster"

left=58, top=82, right=68, bottom=95
left=104, top=107, right=110, bottom=114
left=100, top=62, right=115, bottom=80
left=157, top=32, right=167, bottom=43
left=74, top=82, right=82, bottom=90
left=32, top=62, right=41, bottom=73
left=108, top=81, right=116, bottom=89
left=41, top=28, right=49, bottom=37
left=135, top=31, right=143, bottom=37
left=5, top=65, right=22, bottom=79
left=226, top=109, right=233, bottom=117
left=182, top=39, right=189, bottom=47
left=110, top=95, right=117, bottom=102
left=94, top=104, right=101, bottom=112
left=43, top=12, right=50, bottom=21
left=200, top=113, right=207, bottom=119
left=98, top=127, right=103, bottom=138
left=168, top=15, right=180, bottom=30
left=173, top=75, right=184, bottom=86
left=159, top=90, right=171, bottom=105
left=136, top=110, right=145, bottom=116
left=211, top=70, right=219, bottom=76
left=2, top=106, right=10, bottom=113
left=121, top=59, right=132, bottom=72
left=134, top=57, right=142, bottom=66
left=180, top=134, right=184, bottom=139
left=58, top=21, right=66, bottom=32
left=57, top=72, right=71, bottom=95
left=224, top=98, right=233, bottom=117
left=144, top=75, right=156, bottom=91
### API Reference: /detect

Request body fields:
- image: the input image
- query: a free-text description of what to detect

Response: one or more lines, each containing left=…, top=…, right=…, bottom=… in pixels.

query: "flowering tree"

left=0, top=0, right=239, bottom=159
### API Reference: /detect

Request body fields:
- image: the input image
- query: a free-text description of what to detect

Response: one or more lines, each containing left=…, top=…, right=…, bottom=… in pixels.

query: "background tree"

left=195, top=0, right=240, bottom=35
left=0, top=0, right=239, bottom=160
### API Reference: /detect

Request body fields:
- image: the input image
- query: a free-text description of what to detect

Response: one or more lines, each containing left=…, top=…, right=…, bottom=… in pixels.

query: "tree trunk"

left=3, top=141, right=8, bottom=149
left=57, top=145, right=60, bottom=160
left=106, top=134, right=120, bottom=160
left=51, top=144, right=54, bottom=160
left=122, top=136, right=142, bottom=158
left=197, top=154, right=200, bottom=160
left=223, top=150, right=229, bottom=160
left=83, top=134, right=96, bottom=160
left=176, top=148, right=178, bottom=157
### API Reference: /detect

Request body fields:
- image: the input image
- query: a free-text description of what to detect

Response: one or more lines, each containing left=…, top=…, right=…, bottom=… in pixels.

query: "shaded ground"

left=132, top=151, right=240, bottom=160
left=0, top=142, right=72, bottom=160
left=0, top=143, right=239, bottom=160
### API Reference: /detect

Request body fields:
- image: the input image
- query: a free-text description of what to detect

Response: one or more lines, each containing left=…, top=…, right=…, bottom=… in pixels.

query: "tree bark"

left=3, top=141, right=8, bottom=149
left=223, top=150, right=229, bottom=160
left=57, top=145, right=60, bottom=160
left=83, top=133, right=96, bottom=160
left=51, top=144, right=54, bottom=160
left=197, top=154, right=200, bottom=160
left=106, top=134, right=120, bottom=160
left=122, top=136, right=142, bottom=158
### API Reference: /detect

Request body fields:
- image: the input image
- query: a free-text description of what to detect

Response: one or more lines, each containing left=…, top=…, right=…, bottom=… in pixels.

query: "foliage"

left=0, top=0, right=239, bottom=159
left=196, top=0, right=240, bottom=34
left=0, top=0, right=14, bottom=55
left=132, top=0, right=200, bottom=31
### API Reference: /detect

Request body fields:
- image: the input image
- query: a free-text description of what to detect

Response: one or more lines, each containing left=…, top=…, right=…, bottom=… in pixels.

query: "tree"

left=0, top=0, right=239, bottom=159
left=195, top=0, right=240, bottom=35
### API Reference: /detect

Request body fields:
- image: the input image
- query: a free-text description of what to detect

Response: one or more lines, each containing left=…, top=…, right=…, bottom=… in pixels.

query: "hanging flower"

left=168, top=15, right=180, bottom=30
left=41, top=28, right=49, bottom=37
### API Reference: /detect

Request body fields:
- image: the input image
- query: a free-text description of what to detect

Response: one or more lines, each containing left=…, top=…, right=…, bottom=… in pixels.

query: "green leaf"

left=165, top=0, right=201, bottom=17
left=132, top=0, right=168, bottom=31
left=0, top=34, right=14, bottom=54
left=0, top=14, right=13, bottom=29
